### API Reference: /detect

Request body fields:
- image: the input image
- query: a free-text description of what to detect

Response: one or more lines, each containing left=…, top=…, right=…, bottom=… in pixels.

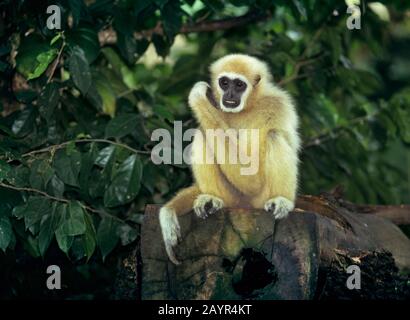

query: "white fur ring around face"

left=188, top=81, right=209, bottom=106
left=159, top=206, right=181, bottom=265
left=264, top=196, right=294, bottom=219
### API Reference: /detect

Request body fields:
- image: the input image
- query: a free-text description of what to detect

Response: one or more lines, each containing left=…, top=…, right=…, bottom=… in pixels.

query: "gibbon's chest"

left=204, top=128, right=268, bottom=195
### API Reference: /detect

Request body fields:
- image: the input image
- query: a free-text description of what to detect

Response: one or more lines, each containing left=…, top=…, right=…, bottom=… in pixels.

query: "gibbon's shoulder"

left=255, top=84, right=299, bottom=130
left=258, top=83, right=296, bottom=111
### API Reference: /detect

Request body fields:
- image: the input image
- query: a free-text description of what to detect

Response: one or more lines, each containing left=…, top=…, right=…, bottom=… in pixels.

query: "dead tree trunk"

left=116, top=194, right=410, bottom=300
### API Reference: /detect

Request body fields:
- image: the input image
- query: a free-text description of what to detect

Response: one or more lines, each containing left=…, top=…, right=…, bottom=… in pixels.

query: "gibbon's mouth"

left=222, top=99, right=240, bottom=108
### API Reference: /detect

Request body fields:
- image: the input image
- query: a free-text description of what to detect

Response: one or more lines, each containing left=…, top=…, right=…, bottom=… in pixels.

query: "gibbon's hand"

left=193, top=194, right=224, bottom=219
left=188, top=81, right=219, bottom=109
left=264, top=196, right=295, bottom=219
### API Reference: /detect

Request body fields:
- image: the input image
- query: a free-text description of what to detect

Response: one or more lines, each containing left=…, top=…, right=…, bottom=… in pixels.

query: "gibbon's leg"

left=192, top=163, right=242, bottom=219
left=252, top=133, right=298, bottom=219
left=191, top=129, right=245, bottom=219
left=159, top=185, right=200, bottom=265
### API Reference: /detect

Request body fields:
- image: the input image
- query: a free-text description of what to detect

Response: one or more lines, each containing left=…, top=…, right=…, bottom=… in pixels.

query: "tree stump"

left=126, top=194, right=410, bottom=300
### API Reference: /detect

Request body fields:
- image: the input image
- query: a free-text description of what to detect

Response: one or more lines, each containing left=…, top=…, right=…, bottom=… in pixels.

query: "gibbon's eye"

left=219, top=77, right=229, bottom=89
left=234, top=79, right=247, bottom=91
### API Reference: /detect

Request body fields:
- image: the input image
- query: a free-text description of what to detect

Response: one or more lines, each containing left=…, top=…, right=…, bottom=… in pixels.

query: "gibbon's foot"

left=194, top=194, right=224, bottom=219
left=159, top=206, right=181, bottom=265
left=264, top=196, right=294, bottom=219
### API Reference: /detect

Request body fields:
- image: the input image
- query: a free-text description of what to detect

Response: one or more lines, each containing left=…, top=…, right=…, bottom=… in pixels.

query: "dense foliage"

left=0, top=0, right=409, bottom=298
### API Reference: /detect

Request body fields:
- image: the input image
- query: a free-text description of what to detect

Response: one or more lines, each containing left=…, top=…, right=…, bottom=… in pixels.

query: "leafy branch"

left=0, top=182, right=127, bottom=224
left=21, top=138, right=151, bottom=160
left=304, top=112, right=380, bottom=149
left=46, top=33, right=66, bottom=83
left=98, top=10, right=269, bottom=45
left=278, top=26, right=327, bottom=86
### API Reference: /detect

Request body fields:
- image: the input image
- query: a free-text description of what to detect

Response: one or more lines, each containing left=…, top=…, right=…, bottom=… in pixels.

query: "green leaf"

left=50, top=33, right=62, bottom=46
left=0, top=187, right=22, bottom=218
left=16, top=35, right=54, bottom=79
left=117, top=32, right=137, bottom=64
left=29, top=159, right=55, bottom=190
left=116, top=223, right=138, bottom=246
left=67, top=28, right=100, bottom=63
left=161, top=0, right=183, bottom=40
left=82, top=212, right=97, bottom=260
left=104, top=154, right=143, bottom=207
left=39, top=83, right=60, bottom=122
left=9, top=165, right=30, bottom=188
left=69, top=0, right=87, bottom=27
left=291, top=0, right=307, bottom=21
left=55, top=204, right=74, bottom=254
left=38, top=202, right=59, bottom=256
left=27, top=49, right=58, bottom=80
left=127, top=213, right=144, bottom=224
left=68, top=46, right=92, bottom=95
left=0, top=160, right=11, bottom=182
left=53, top=149, right=82, bottom=187
left=95, top=145, right=117, bottom=167
left=94, top=73, right=116, bottom=117
left=56, top=201, right=86, bottom=237
left=104, top=113, right=139, bottom=138
left=97, top=215, right=120, bottom=260
left=11, top=106, right=35, bottom=137
left=152, top=34, right=171, bottom=58
left=153, top=104, right=175, bottom=121
left=25, top=235, right=40, bottom=258
left=55, top=228, right=74, bottom=255
left=0, top=217, right=13, bottom=252
left=47, top=174, right=65, bottom=197
left=101, top=47, right=139, bottom=89
left=89, top=145, right=118, bottom=198
left=79, top=143, right=98, bottom=197
left=22, top=197, right=51, bottom=232
left=134, top=0, right=151, bottom=16
left=84, top=84, right=103, bottom=110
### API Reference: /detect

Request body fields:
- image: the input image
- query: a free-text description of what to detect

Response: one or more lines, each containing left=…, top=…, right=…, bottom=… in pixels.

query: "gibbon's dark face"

left=218, top=76, right=248, bottom=109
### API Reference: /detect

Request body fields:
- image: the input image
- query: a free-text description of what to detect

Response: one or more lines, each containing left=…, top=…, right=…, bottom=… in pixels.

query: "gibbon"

left=159, top=54, right=300, bottom=264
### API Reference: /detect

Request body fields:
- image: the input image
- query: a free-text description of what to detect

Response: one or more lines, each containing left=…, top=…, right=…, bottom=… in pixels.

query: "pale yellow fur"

left=159, top=54, right=300, bottom=264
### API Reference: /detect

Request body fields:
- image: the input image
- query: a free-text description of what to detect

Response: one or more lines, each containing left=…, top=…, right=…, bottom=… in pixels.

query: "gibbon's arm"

left=188, top=81, right=241, bottom=148
left=188, top=81, right=228, bottom=130
left=254, top=90, right=300, bottom=152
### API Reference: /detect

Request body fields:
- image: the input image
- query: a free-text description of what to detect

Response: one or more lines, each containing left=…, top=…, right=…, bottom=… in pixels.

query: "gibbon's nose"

left=227, top=89, right=234, bottom=99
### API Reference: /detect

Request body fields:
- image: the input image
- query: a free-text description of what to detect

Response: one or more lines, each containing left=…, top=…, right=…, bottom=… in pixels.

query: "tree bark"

left=115, top=194, right=410, bottom=300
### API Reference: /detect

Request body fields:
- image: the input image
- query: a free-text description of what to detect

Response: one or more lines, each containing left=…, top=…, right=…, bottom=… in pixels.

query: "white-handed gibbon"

left=159, top=54, right=300, bottom=264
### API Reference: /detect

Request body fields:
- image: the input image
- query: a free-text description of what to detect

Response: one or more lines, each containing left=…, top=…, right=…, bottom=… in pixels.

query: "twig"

left=98, top=11, right=269, bottom=45
left=22, top=138, right=151, bottom=159
left=47, top=39, right=66, bottom=84
left=0, top=182, right=70, bottom=204
left=0, top=182, right=126, bottom=223
left=277, top=53, right=326, bottom=86
left=304, top=113, right=378, bottom=149
left=277, top=27, right=327, bottom=86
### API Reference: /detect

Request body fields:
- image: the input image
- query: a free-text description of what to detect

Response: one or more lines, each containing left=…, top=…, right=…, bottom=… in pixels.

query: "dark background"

left=0, top=0, right=409, bottom=299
